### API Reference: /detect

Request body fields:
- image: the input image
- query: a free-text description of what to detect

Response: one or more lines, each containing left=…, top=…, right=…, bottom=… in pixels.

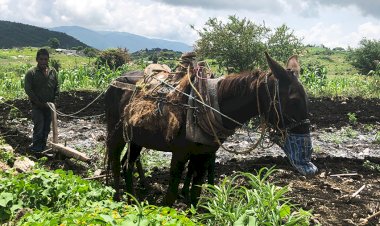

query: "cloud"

left=151, top=0, right=284, bottom=13
left=314, top=0, right=380, bottom=19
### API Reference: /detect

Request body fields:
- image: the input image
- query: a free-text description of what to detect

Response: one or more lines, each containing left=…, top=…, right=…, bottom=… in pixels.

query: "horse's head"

left=263, top=52, right=318, bottom=176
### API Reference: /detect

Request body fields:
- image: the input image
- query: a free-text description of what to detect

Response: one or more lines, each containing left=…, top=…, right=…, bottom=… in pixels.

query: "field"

left=0, top=47, right=380, bottom=225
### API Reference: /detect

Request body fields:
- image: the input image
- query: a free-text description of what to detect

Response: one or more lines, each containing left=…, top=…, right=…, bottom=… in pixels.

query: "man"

left=24, top=48, right=59, bottom=152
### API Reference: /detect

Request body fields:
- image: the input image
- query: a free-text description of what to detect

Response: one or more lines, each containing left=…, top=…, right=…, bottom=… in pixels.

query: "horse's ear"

left=264, top=52, right=288, bottom=81
left=286, top=55, right=300, bottom=78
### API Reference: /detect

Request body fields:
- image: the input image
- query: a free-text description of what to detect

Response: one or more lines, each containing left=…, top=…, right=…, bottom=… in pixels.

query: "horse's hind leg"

left=182, top=152, right=216, bottom=201
left=190, top=153, right=215, bottom=206
left=121, top=142, right=143, bottom=196
left=106, top=128, right=125, bottom=201
left=164, top=152, right=189, bottom=206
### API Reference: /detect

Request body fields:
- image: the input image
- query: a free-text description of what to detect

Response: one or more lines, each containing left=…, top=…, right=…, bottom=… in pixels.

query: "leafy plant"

left=363, top=160, right=380, bottom=172
left=196, top=168, right=312, bottom=225
left=301, top=63, right=327, bottom=88
left=347, top=112, right=358, bottom=125
left=374, top=131, right=380, bottom=144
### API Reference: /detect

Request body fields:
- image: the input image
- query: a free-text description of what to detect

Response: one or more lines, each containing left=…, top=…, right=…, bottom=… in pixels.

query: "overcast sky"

left=1, top=0, right=380, bottom=48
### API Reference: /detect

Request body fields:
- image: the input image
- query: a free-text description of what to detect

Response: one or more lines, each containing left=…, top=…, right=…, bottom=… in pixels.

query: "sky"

left=1, top=0, right=380, bottom=49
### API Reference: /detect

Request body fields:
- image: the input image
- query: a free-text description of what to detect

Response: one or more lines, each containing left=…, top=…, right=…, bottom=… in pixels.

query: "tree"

left=194, top=16, right=269, bottom=72
left=347, top=38, right=380, bottom=75
left=267, top=24, right=304, bottom=64
left=48, top=38, right=60, bottom=49
left=193, top=16, right=304, bottom=72
left=83, top=47, right=98, bottom=58
left=95, top=48, right=130, bottom=69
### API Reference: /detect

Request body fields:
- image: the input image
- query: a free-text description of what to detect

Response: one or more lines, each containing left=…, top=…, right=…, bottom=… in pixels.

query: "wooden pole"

left=49, top=102, right=58, bottom=143
left=49, top=142, right=91, bottom=162
left=48, top=102, right=91, bottom=163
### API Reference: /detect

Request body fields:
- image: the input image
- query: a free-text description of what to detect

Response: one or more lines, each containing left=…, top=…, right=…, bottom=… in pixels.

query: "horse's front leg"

left=163, top=152, right=189, bottom=206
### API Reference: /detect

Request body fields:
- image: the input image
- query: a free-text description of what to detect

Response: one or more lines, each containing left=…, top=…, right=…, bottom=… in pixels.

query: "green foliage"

left=0, top=169, right=114, bottom=222
left=196, top=168, right=312, bottom=226
left=374, top=131, right=380, bottom=144
left=347, top=38, right=380, bottom=74
left=95, top=48, right=131, bottom=70
left=194, top=16, right=303, bottom=72
left=300, top=63, right=327, bottom=88
left=194, top=15, right=269, bottom=72
left=363, top=160, right=380, bottom=172
left=49, top=58, right=61, bottom=72
left=0, top=168, right=195, bottom=225
left=83, top=47, right=99, bottom=58
left=48, top=38, right=60, bottom=49
left=267, top=24, right=304, bottom=64
left=347, top=112, right=358, bottom=125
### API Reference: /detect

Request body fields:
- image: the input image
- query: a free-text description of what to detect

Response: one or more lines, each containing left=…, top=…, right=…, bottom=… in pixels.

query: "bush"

left=347, top=38, right=380, bottom=75
left=95, top=48, right=130, bottom=69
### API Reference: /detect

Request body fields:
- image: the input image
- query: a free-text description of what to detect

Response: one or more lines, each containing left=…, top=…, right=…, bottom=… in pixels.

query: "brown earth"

left=0, top=91, right=379, bottom=225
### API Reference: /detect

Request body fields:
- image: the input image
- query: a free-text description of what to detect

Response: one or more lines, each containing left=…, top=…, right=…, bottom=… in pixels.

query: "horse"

left=105, top=52, right=317, bottom=206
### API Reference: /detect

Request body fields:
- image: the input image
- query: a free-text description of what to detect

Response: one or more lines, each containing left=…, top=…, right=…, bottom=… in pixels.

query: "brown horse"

left=105, top=53, right=317, bottom=206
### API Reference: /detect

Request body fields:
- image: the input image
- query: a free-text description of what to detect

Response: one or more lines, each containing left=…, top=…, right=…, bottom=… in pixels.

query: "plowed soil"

left=0, top=91, right=379, bottom=225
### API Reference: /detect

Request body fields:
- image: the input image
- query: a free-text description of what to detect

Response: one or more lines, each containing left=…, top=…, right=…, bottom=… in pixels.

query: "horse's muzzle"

left=281, top=133, right=318, bottom=176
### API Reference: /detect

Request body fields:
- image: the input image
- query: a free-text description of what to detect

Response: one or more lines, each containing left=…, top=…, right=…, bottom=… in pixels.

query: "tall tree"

left=267, top=24, right=304, bottom=64
left=193, top=16, right=303, bottom=72
left=48, top=38, right=60, bottom=49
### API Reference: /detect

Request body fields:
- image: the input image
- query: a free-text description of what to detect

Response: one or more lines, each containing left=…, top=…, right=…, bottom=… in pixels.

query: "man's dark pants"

left=31, top=106, right=51, bottom=151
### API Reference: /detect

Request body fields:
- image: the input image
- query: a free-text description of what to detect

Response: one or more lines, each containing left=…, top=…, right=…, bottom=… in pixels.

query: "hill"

left=50, top=26, right=193, bottom=52
left=0, top=21, right=88, bottom=49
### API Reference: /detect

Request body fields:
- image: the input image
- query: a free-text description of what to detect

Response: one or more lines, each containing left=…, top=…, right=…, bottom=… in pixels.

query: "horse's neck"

left=218, top=73, right=263, bottom=129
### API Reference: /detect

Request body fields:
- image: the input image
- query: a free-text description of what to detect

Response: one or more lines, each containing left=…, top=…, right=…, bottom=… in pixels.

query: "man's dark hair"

left=36, top=48, right=50, bottom=60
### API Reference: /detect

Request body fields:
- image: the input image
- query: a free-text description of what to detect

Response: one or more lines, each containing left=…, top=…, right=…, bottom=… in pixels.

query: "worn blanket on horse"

left=123, top=60, right=234, bottom=144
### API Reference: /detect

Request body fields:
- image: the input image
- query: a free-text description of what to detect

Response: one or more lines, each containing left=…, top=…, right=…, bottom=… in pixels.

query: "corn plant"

left=196, top=168, right=312, bottom=226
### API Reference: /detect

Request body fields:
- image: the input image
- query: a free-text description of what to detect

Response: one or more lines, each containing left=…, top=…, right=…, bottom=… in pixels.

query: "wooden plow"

left=47, top=103, right=91, bottom=163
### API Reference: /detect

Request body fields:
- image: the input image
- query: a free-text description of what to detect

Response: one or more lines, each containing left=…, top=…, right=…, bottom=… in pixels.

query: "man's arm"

left=24, top=70, right=46, bottom=107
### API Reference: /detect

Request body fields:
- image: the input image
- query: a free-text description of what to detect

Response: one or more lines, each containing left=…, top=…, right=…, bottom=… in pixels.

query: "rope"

left=47, top=89, right=106, bottom=119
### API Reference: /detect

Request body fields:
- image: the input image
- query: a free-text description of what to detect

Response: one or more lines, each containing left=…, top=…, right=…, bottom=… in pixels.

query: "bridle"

left=259, top=74, right=311, bottom=136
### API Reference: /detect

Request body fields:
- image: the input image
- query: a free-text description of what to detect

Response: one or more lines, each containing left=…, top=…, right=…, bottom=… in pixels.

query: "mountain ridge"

left=50, top=25, right=193, bottom=52
left=0, top=21, right=88, bottom=49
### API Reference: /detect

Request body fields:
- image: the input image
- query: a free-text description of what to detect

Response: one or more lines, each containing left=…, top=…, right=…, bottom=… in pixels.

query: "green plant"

left=374, top=131, right=380, bottom=144
left=0, top=169, right=114, bottom=222
left=196, top=168, right=312, bottom=225
left=347, top=112, right=358, bottom=125
left=363, top=160, right=380, bottom=172
left=50, top=59, right=61, bottom=72
left=95, top=48, right=131, bottom=70
left=347, top=38, right=380, bottom=74
left=301, top=63, right=327, bottom=88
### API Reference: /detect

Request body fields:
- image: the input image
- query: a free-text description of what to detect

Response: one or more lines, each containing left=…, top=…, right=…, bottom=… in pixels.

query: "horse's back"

left=118, top=70, right=144, bottom=84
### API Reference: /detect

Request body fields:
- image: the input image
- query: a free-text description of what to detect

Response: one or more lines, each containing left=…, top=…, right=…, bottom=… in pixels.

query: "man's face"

left=37, top=55, right=49, bottom=70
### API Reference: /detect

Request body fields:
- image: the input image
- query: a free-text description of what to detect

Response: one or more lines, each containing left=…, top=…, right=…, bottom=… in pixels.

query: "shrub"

left=95, top=48, right=130, bottom=69
left=347, top=38, right=380, bottom=75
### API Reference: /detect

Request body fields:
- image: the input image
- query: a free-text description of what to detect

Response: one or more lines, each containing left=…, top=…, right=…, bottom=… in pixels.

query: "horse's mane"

left=217, top=70, right=267, bottom=100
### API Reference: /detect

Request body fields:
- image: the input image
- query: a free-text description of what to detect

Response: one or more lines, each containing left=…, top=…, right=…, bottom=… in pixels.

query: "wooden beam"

left=50, top=142, right=91, bottom=162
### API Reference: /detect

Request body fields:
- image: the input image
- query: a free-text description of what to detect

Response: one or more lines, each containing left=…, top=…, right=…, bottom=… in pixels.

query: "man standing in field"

left=24, top=48, right=59, bottom=152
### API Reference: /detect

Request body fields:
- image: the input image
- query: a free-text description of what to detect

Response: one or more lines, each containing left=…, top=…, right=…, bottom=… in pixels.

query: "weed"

left=374, top=131, right=380, bottom=144
left=363, top=160, right=380, bottom=172
left=347, top=112, right=358, bottom=125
